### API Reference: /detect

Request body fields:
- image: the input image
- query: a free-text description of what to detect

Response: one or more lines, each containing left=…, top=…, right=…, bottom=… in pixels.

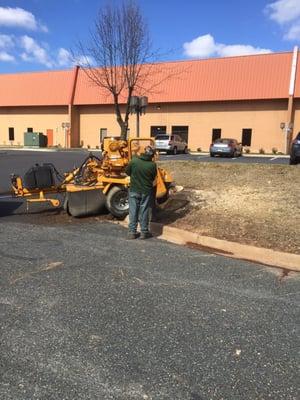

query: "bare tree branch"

left=74, top=0, right=183, bottom=139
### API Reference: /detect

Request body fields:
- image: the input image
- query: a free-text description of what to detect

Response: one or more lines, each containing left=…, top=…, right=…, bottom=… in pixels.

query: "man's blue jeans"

left=128, top=191, right=152, bottom=233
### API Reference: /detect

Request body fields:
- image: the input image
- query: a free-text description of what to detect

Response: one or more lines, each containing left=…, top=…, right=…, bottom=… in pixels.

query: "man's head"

left=143, top=145, right=155, bottom=158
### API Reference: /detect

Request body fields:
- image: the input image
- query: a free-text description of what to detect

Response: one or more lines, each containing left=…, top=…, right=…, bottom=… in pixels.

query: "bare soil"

left=157, top=161, right=300, bottom=255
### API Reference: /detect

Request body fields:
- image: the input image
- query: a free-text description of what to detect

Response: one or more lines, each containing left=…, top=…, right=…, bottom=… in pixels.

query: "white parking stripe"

left=270, top=157, right=277, bottom=161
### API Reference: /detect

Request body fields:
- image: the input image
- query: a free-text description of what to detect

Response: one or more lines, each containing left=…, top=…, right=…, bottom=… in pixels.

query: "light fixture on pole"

left=130, top=96, right=148, bottom=138
left=62, top=122, right=71, bottom=148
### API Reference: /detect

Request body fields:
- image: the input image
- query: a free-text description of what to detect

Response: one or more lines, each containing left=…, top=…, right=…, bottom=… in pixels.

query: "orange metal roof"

left=0, top=69, right=73, bottom=106
left=0, top=51, right=299, bottom=107
left=73, top=52, right=295, bottom=105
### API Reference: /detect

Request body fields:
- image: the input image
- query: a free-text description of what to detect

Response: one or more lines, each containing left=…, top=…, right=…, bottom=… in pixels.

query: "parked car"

left=289, top=132, right=300, bottom=165
left=155, top=134, right=188, bottom=155
left=210, top=138, right=243, bottom=157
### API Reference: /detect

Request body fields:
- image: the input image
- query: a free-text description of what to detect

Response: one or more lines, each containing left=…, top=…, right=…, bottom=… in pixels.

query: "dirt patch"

left=157, top=161, right=300, bottom=254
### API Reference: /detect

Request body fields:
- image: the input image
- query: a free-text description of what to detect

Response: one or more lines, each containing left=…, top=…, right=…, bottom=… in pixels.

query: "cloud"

left=183, top=34, right=272, bottom=59
left=265, top=0, right=300, bottom=41
left=284, top=22, right=300, bottom=40
left=0, top=51, right=15, bottom=62
left=57, top=48, right=72, bottom=66
left=0, top=34, right=14, bottom=48
left=57, top=48, right=94, bottom=67
left=0, top=7, right=48, bottom=32
left=265, top=0, right=300, bottom=24
left=20, top=35, right=53, bottom=67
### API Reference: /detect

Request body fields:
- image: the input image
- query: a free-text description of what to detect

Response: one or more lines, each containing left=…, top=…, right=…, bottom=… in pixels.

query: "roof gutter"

left=69, top=65, right=80, bottom=105
left=67, top=65, right=80, bottom=148
left=285, top=46, right=298, bottom=154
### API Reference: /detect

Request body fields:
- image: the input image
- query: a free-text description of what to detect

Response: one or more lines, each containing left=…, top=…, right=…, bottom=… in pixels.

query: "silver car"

left=210, top=138, right=243, bottom=157
left=155, top=134, right=188, bottom=155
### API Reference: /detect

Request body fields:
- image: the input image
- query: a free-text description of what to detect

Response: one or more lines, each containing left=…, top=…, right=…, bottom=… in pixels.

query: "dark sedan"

left=210, top=138, right=243, bottom=157
left=290, top=132, right=300, bottom=165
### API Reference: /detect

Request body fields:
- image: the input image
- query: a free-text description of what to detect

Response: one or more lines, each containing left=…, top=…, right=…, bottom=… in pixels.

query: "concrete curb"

left=116, top=218, right=300, bottom=272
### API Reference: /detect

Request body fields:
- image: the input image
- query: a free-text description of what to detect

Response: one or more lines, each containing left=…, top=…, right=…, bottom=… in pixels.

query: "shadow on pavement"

left=152, top=193, right=190, bottom=227
left=0, top=200, right=24, bottom=217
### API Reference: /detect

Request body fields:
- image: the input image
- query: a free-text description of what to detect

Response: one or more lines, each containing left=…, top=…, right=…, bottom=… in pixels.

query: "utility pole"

left=129, top=96, right=148, bottom=137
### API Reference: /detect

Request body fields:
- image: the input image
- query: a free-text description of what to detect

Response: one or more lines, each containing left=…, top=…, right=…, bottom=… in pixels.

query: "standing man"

left=125, top=146, right=157, bottom=239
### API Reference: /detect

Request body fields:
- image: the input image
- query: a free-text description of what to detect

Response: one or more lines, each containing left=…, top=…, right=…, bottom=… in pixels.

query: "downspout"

left=68, top=65, right=80, bottom=148
left=286, top=46, right=298, bottom=154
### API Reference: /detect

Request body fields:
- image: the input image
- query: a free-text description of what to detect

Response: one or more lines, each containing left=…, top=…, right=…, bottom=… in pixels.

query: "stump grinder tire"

left=106, top=186, right=129, bottom=219
left=65, top=189, right=106, bottom=217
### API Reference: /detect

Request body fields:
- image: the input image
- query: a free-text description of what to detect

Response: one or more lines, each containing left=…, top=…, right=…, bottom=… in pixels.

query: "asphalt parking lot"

left=0, top=149, right=298, bottom=399
left=0, top=212, right=299, bottom=400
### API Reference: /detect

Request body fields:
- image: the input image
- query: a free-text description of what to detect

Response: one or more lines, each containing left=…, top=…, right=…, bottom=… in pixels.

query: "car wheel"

left=173, top=147, right=177, bottom=155
left=106, top=186, right=129, bottom=218
left=210, top=152, right=215, bottom=157
left=183, top=146, right=188, bottom=154
left=289, top=157, right=297, bottom=165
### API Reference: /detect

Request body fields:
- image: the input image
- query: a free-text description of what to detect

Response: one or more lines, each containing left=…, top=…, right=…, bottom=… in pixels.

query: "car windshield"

left=214, top=139, right=232, bottom=144
left=155, top=135, right=170, bottom=140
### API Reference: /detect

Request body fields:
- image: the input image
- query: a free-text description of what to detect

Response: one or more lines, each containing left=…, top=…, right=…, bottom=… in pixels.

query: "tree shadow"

left=152, top=192, right=191, bottom=225
left=0, top=200, right=24, bottom=217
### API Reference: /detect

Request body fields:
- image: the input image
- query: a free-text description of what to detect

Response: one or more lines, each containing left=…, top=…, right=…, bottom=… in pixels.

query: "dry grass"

left=158, top=161, right=300, bottom=254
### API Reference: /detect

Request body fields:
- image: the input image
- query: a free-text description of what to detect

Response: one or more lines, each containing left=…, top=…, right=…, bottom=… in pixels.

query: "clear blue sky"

left=0, top=0, right=299, bottom=73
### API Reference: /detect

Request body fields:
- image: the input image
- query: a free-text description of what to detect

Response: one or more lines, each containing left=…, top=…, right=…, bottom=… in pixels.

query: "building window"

left=150, top=126, right=166, bottom=137
left=100, top=128, right=107, bottom=143
left=242, top=129, right=252, bottom=146
left=8, top=127, right=14, bottom=141
left=212, top=129, right=221, bottom=142
left=171, top=126, right=189, bottom=143
left=27, top=127, right=33, bottom=132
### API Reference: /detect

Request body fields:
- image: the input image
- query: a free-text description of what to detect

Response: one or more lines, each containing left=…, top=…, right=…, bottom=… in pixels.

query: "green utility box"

left=24, top=132, right=47, bottom=147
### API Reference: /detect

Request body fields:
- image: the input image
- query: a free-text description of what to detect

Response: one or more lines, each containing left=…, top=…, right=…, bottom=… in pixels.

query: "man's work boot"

left=127, top=232, right=140, bottom=240
left=140, top=231, right=153, bottom=240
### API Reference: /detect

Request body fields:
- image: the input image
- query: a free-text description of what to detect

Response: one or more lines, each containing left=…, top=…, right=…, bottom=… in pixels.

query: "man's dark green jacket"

left=125, top=154, right=157, bottom=195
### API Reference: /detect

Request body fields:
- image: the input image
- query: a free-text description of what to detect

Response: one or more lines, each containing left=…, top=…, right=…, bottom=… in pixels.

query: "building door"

left=100, top=128, right=107, bottom=143
left=242, top=129, right=252, bottom=146
left=212, top=128, right=221, bottom=142
left=8, top=127, right=14, bottom=142
left=46, top=129, right=53, bottom=147
left=150, top=126, right=167, bottom=137
left=171, top=126, right=189, bottom=143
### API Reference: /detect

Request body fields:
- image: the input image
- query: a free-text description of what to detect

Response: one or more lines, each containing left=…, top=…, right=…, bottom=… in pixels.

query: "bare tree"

left=78, top=0, right=154, bottom=140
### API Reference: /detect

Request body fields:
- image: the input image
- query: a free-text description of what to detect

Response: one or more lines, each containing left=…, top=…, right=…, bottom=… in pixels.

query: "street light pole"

left=130, top=96, right=148, bottom=138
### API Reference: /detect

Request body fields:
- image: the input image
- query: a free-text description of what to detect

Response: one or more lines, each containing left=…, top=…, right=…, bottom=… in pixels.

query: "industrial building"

left=0, top=48, right=299, bottom=153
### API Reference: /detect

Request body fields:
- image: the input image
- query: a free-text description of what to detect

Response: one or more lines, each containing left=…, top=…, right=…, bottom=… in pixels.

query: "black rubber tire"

left=106, top=186, right=129, bottom=218
left=184, top=147, right=188, bottom=154
left=210, top=152, right=215, bottom=157
left=173, top=147, right=177, bottom=155
left=289, top=157, right=297, bottom=165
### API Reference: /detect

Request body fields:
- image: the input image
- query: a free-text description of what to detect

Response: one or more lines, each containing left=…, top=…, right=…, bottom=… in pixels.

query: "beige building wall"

left=79, top=105, right=121, bottom=148
left=0, top=106, right=68, bottom=146
left=0, top=100, right=292, bottom=152
left=79, top=100, right=289, bottom=152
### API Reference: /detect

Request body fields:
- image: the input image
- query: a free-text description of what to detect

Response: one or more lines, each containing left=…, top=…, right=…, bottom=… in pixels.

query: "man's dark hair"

left=144, top=146, right=155, bottom=157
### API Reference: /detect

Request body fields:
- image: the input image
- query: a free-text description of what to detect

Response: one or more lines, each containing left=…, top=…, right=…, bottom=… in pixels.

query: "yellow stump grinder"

left=11, top=137, right=173, bottom=218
